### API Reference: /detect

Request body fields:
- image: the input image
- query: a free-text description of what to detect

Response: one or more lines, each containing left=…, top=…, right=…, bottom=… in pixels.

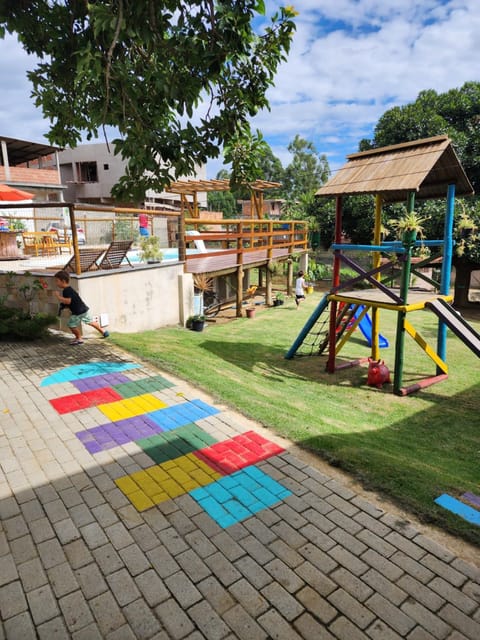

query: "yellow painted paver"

left=98, top=393, right=167, bottom=420
left=115, top=451, right=223, bottom=511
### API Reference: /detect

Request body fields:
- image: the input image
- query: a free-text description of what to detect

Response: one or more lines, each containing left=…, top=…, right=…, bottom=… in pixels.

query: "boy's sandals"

left=70, top=339, right=84, bottom=346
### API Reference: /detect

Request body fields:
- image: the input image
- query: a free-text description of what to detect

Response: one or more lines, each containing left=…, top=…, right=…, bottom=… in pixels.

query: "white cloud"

left=1, top=1, right=478, bottom=179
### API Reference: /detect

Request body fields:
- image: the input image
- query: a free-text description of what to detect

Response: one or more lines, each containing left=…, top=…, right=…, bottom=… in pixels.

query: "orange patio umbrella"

left=0, top=184, right=34, bottom=201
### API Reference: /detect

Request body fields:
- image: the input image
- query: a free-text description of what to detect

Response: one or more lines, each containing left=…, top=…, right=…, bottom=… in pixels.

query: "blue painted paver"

left=435, top=494, right=480, bottom=526
left=190, top=465, right=292, bottom=527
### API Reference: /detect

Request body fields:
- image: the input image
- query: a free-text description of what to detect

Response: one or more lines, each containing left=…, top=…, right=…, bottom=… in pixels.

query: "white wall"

left=63, top=263, right=194, bottom=335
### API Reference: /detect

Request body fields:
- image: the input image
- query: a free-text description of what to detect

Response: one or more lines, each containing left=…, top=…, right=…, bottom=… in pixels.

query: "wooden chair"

left=41, top=232, right=64, bottom=256
left=50, top=229, right=72, bottom=254
left=97, top=239, right=134, bottom=269
left=63, top=247, right=107, bottom=273
left=22, top=232, right=44, bottom=256
left=22, top=231, right=63, bottom=256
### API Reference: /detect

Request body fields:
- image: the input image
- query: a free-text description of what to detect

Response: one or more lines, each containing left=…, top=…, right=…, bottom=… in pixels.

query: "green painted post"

left=393, top=193, right=415, bottom=394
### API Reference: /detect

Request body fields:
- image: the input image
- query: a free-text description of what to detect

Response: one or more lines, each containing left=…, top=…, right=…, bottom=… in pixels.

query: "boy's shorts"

left=68, top=311, right=93, bottom=328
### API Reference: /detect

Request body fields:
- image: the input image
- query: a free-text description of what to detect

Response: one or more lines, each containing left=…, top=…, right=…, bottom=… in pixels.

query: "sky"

left=0, top=0, right=478, bottom=180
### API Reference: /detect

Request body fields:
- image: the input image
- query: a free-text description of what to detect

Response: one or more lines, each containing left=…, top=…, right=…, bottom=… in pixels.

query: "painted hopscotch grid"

left=44, top=361, right=292, bottom=527
left=74, top=399, right=220, bottom=452
left=115, top=430, right=290, bottom=526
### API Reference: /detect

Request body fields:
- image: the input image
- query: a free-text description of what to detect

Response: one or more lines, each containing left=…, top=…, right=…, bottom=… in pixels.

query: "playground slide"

left=426, top=299, right=480, bottom=358
left=285, top=294, right=329, bottom=359
left=353, top=306, right=389, bottom=348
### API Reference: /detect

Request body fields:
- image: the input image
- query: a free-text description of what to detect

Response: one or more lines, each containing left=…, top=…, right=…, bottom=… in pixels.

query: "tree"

left=282, top=135, right=330, bottom=203
left=360, top=82, right=480, bottom=306
left=0, top=1, right=296, bottom=200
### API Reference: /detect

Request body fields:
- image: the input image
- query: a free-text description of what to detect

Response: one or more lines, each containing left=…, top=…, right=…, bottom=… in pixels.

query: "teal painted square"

left=189, top=465, right=292, bottom=528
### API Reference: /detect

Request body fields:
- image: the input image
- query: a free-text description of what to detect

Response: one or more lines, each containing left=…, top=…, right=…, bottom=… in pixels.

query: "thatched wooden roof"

left=167, top=178, right=280, bottom=194
left=316, top=135, right=474, bottom=203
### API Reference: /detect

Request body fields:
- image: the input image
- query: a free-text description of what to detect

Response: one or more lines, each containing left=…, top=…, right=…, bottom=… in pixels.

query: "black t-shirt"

left=62, top=286, right=89, bottom=315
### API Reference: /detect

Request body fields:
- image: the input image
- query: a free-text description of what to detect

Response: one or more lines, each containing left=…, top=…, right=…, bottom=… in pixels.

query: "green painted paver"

left=113, top=375, right=175, bottom=398
left=137, top=423, right=218, bottom=464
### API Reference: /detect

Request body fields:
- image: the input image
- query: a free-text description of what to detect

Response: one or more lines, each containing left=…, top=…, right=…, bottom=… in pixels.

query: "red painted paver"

left=49, top=387, right=123, bottom=414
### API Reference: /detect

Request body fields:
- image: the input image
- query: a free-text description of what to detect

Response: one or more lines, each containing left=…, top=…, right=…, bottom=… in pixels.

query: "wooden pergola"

left=167, top=178, right=280, bottom=219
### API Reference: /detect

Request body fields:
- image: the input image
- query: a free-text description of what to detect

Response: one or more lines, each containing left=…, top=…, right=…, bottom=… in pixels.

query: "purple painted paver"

left=72, top=372, right=131, bottom=392
left=463, top=492, right=480, bottom=508
left=76, top=414, right=163, bottom=453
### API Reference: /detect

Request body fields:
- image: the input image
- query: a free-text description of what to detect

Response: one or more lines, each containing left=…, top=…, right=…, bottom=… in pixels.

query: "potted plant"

left=140, top=235, right=163, bottom=263
left=389, top=210, right=427, bottom=247
left=187, top=314, right=206, bottom=332
left=273, top=292, right=285, bottom=307
left=457, top=213, right=476, bottom=240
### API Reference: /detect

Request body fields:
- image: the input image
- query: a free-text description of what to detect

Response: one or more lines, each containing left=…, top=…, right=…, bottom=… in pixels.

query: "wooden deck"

left=185, top=246, right=298, bottom=276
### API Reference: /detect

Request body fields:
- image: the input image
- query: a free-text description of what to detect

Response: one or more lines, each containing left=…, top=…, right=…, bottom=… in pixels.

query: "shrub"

left=0, top=305, right=56, bottom=340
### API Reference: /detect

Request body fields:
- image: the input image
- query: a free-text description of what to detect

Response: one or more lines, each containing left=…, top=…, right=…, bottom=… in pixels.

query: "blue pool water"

left=127, top=248, right=192, bottom=263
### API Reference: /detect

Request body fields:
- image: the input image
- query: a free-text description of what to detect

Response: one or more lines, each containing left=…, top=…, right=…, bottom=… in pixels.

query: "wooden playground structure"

left=286, top=136, right=480, bottom=395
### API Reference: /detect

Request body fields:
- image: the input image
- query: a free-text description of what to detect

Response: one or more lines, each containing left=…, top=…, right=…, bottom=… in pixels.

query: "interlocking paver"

left=1, top=339, right=479, bottom=640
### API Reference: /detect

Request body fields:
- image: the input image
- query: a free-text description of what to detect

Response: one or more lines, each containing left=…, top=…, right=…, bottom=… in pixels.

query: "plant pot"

left=273, top=299, right=284, bottom=307
left=191, top=319, right=205, bottom=332
left=246, top=308, right=256, bottom=318
left=306, top=286, right=314, bottom=295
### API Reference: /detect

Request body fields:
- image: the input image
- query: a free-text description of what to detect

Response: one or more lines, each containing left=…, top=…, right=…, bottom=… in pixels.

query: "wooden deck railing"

left=181, top=218, right=308, bottom=264
left=0, top=201, right=309, bottom=274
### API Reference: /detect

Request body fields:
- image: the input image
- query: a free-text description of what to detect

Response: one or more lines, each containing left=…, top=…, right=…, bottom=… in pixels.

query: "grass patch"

left=112, top=292, right=480, bottom=546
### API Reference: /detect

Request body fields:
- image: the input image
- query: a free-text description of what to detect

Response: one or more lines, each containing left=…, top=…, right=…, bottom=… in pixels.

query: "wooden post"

left=236, top=266, right=243, bottom=317
left=177, top=214, right=186, bottom=262
left=266, top=264, right=272, bottom=306
left=287, top=259, right=293, bottom=296
left=68, top=204, right=81, bottom=274
left=393, top=192, right=415, bottom=394
left=327, top=196, right=342, bottom=373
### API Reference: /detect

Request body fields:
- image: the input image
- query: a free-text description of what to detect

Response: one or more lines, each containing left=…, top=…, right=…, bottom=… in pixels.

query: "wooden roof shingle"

left=316, top=135, right=474, bottom=203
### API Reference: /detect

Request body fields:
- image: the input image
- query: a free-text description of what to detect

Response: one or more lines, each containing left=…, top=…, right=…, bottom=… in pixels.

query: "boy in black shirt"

left=54, top=270, right=109, bottom=345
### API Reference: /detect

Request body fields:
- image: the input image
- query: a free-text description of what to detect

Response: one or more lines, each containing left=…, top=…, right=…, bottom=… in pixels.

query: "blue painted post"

left=437, top=184, right=456, bottom=367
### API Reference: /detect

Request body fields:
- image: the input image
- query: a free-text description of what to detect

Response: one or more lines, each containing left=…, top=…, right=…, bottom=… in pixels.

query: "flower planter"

left=191, top=319, right=205, bottom=332
left=273, top=299, right=284, bottom=307
left=246, top=308, right=256, bottom=318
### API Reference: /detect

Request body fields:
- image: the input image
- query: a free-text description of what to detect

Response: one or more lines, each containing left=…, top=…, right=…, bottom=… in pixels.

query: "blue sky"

left=0, top=0, right=478, bottom=179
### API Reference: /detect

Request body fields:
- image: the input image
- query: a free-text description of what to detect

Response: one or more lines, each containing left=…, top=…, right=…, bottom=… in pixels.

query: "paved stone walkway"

left=0, top=336, right=479, bottom=640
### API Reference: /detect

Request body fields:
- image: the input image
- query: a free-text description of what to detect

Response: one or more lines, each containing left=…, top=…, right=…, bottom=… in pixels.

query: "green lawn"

left=111, top=292, right=480, bottom=546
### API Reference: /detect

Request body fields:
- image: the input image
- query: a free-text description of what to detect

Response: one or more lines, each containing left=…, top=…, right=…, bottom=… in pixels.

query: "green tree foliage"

left=360, top=82, right=480, bottom=191
left=282, top=135, right=330, bottom=203
left=360, top=82, right=480, bottom=304
left=0, top=1, right=296, bottom=200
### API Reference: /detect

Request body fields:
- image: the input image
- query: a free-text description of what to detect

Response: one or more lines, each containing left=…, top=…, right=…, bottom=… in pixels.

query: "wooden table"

left=0, top=231, right=22, bottom=260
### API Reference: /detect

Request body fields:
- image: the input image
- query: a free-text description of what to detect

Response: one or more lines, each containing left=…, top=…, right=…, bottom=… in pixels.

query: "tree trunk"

left=452, top=257, right=477, bottom=307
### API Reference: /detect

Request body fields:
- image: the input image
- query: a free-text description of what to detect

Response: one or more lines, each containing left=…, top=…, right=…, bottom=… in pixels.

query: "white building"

left=55, top=142, right=207, bottom=209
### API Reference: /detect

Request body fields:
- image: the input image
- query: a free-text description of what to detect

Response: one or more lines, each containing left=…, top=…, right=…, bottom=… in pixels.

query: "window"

left=77, top=162, right=98, bottom=182
left=103, top=164, right=109, bottom=170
